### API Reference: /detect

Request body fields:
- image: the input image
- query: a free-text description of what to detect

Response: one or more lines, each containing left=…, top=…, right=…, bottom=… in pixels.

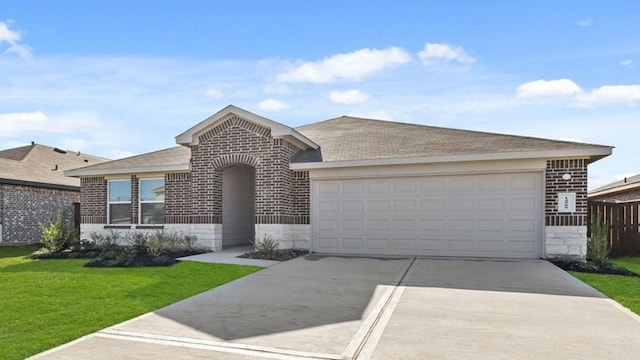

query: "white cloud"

left=418, top=43, right=476, bottom=66
left=0, top=20, right=32, bottom=58
left=575, top=85, right=640, bottom=107
left=576, top=18, right=592, bottom=27
left=205, top=87, right=223, bottom=98
left=516, top=79, right=583, bottom=98
left=258, top=98, right=290, bottom=111
left=329, top=89, right=370, bottom=104
left=0, top=111, right=104, bottom=137
left=620, top=59, right=633, bottom=67
left=276, top=47, right=411, bottom=83
left=0, top=111, right=49, bottom=136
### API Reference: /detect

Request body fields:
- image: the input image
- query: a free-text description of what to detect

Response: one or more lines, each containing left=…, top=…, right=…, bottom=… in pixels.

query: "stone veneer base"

left=545, top=225, right=587, bottom=259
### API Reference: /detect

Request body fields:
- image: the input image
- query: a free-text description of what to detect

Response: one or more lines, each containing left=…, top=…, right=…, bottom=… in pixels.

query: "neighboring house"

left=588, top=174, right=640, bottom=203
left=66, top=105, right=612, bottom=259
left=0, top=143, right=108, bottom=244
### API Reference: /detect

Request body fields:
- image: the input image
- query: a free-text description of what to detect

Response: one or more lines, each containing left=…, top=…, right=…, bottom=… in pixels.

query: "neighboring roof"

left=65, top=146, right=191, bottom=177
left=0, top=144, right=109, bottom=190
left=292, top=116, right=612, bottom=167
left=588, top=173, right=640, bottom=198
left=176, top=105, right=318, bottom=150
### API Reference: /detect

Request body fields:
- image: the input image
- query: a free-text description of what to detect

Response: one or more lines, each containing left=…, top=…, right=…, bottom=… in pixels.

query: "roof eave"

left=65, top=164, right=190, bottom=177
left=588, top=182, right=640, bottom=198
left=290, top=147, right=613, bottom=170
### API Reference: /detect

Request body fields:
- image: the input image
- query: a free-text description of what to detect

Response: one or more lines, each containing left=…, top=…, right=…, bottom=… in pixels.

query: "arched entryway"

left=222, top=165, right=255, bottom=248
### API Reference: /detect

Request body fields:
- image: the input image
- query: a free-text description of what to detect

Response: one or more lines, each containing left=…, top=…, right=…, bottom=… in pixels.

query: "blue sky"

left=1, top=1, right=639, bottom=189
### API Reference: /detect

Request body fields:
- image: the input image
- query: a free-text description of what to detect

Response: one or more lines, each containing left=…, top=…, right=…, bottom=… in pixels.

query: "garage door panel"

left=313, top=172, right=542, bottom=258
left=342, top=238, right=364, bottom=250
left=367, top=200, right=389, bottom=212
left=420, top=198, right=445, bottom=211
left=393, top=239, right=417, bottom=251
left=342, top=219, right=363, bottom=231
left=366, top=238, right=390, bottom=250
left=367, top=219, right=389, bottom=231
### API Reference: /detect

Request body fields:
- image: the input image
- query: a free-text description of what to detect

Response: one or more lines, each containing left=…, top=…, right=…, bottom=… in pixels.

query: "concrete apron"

left=30, top=256, right=640, bottom=360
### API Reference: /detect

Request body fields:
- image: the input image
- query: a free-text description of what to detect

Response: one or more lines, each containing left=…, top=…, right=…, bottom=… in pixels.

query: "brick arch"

left=211, top=153, right=260, bottom=170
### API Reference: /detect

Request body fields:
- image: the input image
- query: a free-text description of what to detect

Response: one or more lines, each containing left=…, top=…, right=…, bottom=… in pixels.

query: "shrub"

left=588, top=217, right=610, bottom=265
left=89, top=230, right=123, bottom=249
left=39, top=209, right=79, bottom=253
left=252, top=234, right=279, bottom=253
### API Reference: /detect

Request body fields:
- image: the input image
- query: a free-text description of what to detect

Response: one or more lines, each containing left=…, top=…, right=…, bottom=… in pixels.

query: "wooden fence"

left=588, top=200, right=640, bottom=257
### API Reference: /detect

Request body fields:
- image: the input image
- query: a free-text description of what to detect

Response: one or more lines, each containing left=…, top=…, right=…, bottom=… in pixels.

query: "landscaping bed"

left=550, top=258, right=639, bottom=277
left=239, top=249, right=309, bottom=261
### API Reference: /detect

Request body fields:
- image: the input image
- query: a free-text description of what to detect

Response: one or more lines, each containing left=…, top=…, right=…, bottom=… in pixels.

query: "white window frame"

left=107, top=179, right=132, bottom=225
left=138, top=177, right=165, bottom=225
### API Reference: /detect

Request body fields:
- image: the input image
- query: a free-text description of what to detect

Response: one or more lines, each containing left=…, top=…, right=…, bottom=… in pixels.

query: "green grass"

left=0, top=246, right=262, bottom=360
left=570, top=257, right=640, bottom=316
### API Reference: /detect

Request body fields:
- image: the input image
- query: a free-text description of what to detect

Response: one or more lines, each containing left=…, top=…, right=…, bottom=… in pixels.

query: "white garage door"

left=312, top=172, right=543, bottom=258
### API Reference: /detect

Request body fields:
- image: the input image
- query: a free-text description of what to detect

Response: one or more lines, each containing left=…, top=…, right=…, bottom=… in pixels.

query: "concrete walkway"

left=178, top=245, right=281, bottom=267
left=30, top=256, right=640, bottom=360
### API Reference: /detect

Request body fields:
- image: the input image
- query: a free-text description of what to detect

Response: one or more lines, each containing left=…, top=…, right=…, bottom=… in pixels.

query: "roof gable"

left=175, top=105, right=318, bottom=150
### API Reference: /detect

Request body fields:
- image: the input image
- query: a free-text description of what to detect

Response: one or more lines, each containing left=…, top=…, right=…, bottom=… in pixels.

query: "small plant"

left=89, top=230, right=123, bottom=249
left=252, top=234, right=279, bottom=253
left=588, top=217, right=610, bottom=266
left=39, top=209, right=79, bottom=253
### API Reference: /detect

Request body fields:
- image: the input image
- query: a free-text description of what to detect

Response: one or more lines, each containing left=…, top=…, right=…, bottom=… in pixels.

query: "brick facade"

left=189, top=115, right=308, bottom=225
left=78, top=115, right=311, bottom=230
left=80, top=177, right=107, bottom=224
left=0, top=183, right=78, bottom=243
left=545, top=159, right=588, bottom=226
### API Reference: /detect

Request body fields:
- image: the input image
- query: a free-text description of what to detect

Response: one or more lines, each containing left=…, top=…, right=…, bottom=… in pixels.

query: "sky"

left=1, top=1, right=639, bottom=189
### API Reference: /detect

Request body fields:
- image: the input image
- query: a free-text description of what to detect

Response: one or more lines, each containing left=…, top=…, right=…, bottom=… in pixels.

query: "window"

left=139, top=178, right=165, bottom=224
left=108, top=180, right=131, bottom=224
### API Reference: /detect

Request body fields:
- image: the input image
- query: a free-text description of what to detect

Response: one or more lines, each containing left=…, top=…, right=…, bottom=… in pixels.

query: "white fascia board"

left=306, top=159, right=547, bottom=180
left=290, top=147, right=613, bottom=171
left=175, top=105, right=318, bottom=150
left=65, top=164, right=189, bottom=177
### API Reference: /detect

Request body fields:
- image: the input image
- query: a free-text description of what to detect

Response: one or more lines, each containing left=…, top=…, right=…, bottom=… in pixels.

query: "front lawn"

left=0, top=246, right=262, bottom=360
left=570, top=257, right=640, bottom=316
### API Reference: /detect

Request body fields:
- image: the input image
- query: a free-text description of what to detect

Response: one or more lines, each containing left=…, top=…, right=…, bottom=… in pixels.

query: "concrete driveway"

left=31, top=256, right=640, bottom=360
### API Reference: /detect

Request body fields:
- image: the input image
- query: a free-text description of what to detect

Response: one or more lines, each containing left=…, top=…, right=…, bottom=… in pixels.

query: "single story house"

left=588, top=174, right=640, bottom=203
left=0, top=143, right=107, bottom=244
left=66, top=105, right=612, bottom=259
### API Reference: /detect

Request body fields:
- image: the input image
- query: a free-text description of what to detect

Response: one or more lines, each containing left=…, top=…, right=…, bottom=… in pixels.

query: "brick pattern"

left=131, top=175, right=139, bottom=224
left=0, top=184, right=78, bottom=243
left=188, top=115, right=309, bottom=225
left=80, top=177, right=107, bottom=224
left=165, top=172, right=192, bottom=223
left=292, top=170, right=310, bottom=223
left=545, top=159, right=588, bottom=226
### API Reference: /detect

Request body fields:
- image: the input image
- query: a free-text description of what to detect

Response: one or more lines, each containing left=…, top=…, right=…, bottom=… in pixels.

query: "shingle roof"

left=0, top=144, right=108, bottom=188
left=293, top=116, right=611, bottom=163
left=589, top=173, right=640, bottom=196
left=65, top=146, right=191, bottom=176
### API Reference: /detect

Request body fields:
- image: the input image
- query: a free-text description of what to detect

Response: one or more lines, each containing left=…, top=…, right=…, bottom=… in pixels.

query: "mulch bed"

left=550, top=259, right=639, bottom=277
left=238, top=249, right=309, bottom=261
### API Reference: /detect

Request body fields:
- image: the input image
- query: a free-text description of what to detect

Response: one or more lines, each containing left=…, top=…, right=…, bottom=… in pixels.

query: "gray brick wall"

left=545, top=159, right=588, bottom=226
left=0, top=184, right=78, bottom=243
